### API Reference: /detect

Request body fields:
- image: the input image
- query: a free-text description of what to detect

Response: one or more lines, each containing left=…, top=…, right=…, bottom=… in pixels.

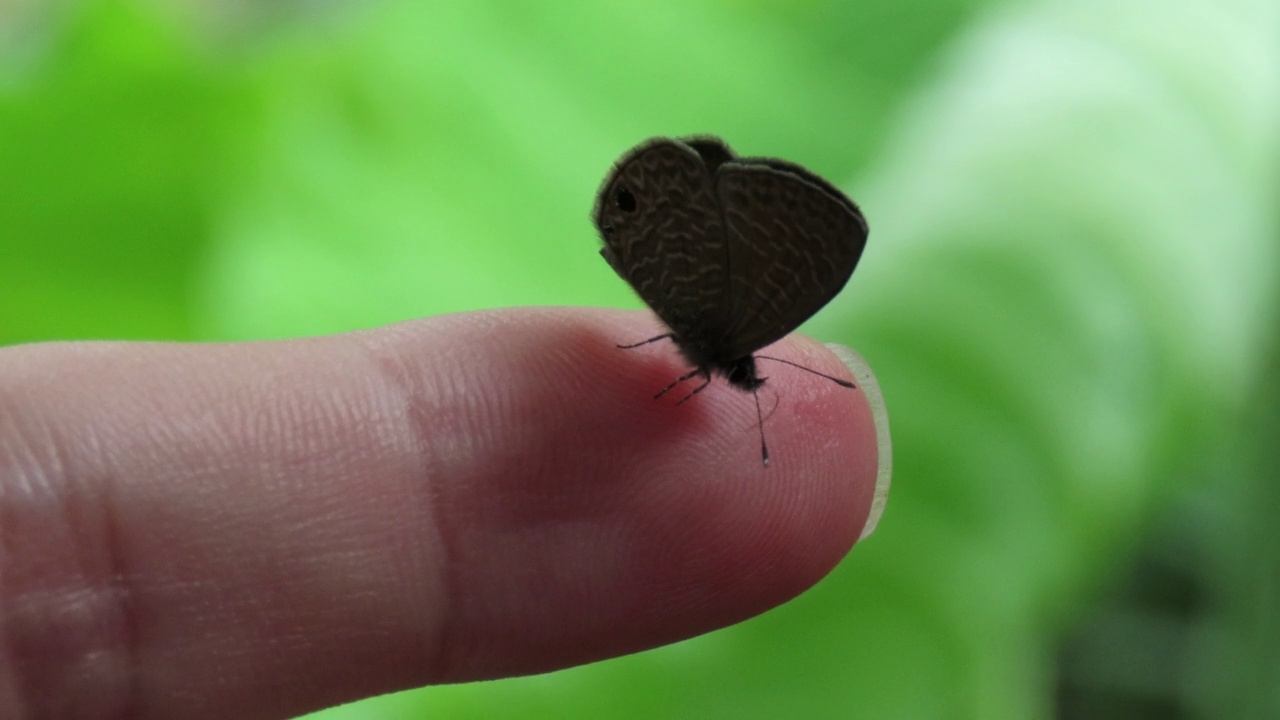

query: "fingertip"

left=380, top=309, right=882, bottom=676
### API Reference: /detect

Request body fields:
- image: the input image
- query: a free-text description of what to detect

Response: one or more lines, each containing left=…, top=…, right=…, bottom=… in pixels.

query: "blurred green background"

left=2, top=0, right=1277, bottom=718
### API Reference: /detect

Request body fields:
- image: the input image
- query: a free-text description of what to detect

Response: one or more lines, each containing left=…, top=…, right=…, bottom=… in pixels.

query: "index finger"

left=0, top=307, right=883, bottom=719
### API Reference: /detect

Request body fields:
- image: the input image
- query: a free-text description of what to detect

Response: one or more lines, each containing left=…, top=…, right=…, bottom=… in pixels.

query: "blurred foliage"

left=0, top=1, right=236, bottom=340
left=1, top=1, right=1277, bottom=719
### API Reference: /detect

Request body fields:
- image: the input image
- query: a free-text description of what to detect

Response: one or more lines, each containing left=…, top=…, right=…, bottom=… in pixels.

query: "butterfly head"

left=720, top=355, right=765, bottom=392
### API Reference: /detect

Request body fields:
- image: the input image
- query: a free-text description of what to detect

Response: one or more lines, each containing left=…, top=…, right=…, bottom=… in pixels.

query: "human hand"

left=0, top=307, right=884, bottom=719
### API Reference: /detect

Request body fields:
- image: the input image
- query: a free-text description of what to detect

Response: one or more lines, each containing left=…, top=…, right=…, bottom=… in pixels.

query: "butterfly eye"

left=614, top=186, right=637, bottom=212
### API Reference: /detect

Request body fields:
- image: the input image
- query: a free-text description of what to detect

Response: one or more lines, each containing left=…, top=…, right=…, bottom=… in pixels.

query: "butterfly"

left=593, top=136, right=868, bottom=465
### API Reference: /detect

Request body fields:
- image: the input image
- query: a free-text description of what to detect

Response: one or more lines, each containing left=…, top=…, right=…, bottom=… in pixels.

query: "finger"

left=0, top=307, right=880, bottom=719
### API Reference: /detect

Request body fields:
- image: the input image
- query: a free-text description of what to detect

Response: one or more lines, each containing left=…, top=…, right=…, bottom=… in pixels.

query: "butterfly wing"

left=594, top=138, right=737, bottom=359
left=711, top=158, right=868, bottom=360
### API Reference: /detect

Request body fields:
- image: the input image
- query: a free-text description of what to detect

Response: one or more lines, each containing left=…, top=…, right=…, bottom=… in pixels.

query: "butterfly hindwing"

left=711, top=159, right=867, bottom=360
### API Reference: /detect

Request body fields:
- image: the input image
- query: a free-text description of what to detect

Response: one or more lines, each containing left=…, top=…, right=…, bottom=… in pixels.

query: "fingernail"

left=826, top=344, right=892, bottom=540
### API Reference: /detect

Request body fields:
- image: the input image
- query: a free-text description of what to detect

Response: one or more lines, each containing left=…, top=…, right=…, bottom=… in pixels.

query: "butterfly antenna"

left=764, top=390, right=782, bottom=423
left=753, top=388, right=770, bottom=467
left=617, top=333, right=675, bottom=350
left=756, top=354, right=856, bottom=388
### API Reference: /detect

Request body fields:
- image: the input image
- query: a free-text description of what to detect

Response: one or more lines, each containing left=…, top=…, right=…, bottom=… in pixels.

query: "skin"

left=0, top=307, right=880, bottom=719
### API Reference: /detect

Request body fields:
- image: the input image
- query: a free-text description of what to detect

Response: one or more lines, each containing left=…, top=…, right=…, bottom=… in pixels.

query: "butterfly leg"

left=755, top=354, right=856, bottom=388
left=617, top=333, right=675, bottom=350
left=675, top=372, right=713, bottom=405
left=653, top=367, right=704, bottom=400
